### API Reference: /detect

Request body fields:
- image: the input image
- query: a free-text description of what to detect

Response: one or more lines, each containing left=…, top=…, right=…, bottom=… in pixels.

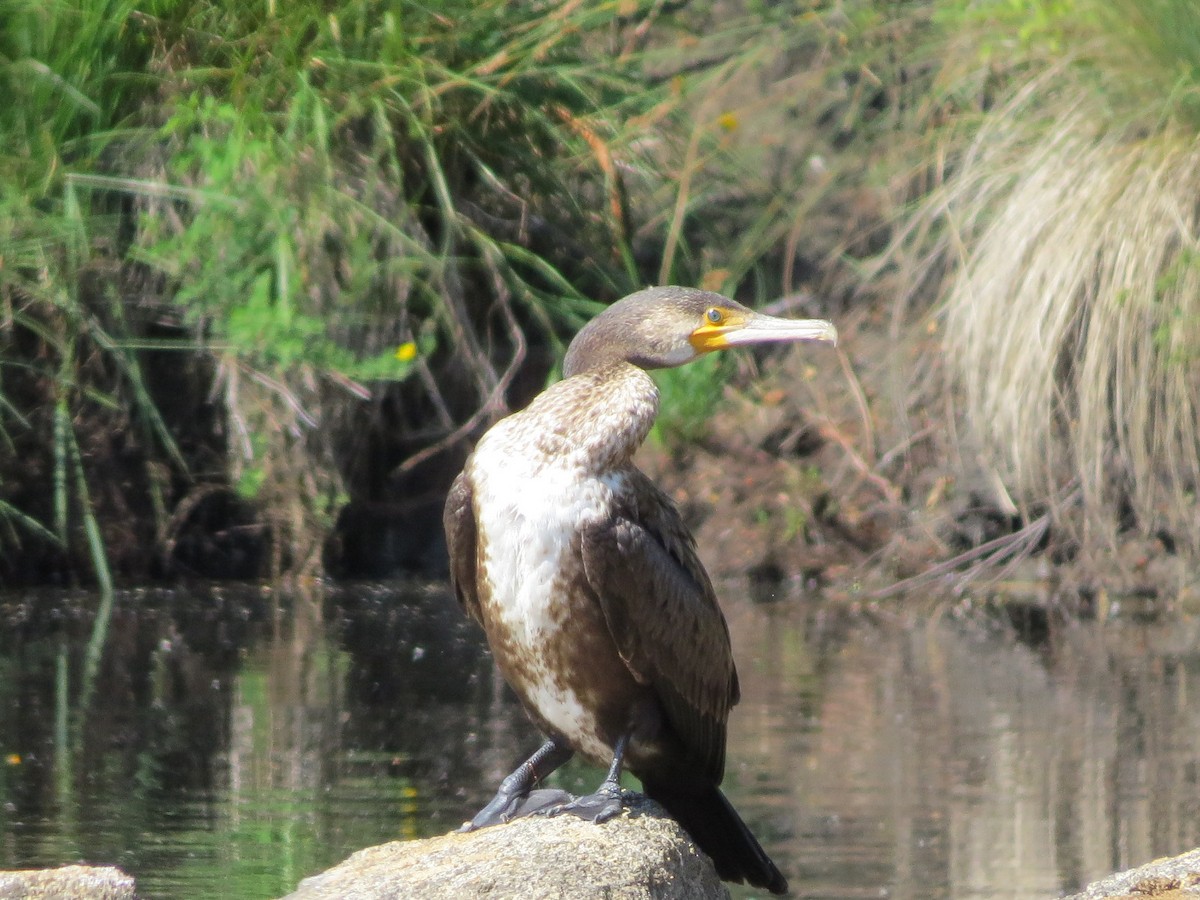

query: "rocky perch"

left=1064, top=848, right=1200, bottom=900
left=10, top=814, right=1200, bottom=899
left=282, top=796, right=729, bottom=900
left=0, top=865, right=135, bottom=900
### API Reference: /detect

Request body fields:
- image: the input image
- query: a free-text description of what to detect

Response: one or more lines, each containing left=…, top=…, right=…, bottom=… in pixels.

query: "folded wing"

left=580, top=470, right=739, bottom=783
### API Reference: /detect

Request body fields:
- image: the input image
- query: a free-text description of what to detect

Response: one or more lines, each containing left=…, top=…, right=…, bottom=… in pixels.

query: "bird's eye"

left=706, top=308, right=723, bottom=324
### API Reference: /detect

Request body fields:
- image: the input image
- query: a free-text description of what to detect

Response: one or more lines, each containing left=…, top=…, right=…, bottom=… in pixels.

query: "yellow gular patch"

left=688, top=307, right=747, bottom=353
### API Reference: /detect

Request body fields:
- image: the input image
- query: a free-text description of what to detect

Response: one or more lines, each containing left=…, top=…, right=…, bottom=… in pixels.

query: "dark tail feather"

left=643, top=781, right=788, bottom=895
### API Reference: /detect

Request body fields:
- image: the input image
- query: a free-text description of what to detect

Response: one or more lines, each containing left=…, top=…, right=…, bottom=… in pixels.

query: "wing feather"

left=443, top=470, right=483, bottom=625
left=580, top=470, right=738, bottom=782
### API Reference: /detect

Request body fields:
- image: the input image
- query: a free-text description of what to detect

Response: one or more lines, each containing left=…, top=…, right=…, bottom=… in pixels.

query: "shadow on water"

left=3, top=580, right=1200, bottom=898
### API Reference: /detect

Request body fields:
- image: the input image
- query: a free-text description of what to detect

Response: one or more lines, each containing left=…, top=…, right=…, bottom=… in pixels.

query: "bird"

left=443, top=285, right=837, bottom=894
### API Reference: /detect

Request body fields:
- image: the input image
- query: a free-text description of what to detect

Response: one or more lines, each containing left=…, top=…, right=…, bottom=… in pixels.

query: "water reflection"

left=2, top=581, right=1200, bottom=899
left=724, top=591, right=1200, bottom=899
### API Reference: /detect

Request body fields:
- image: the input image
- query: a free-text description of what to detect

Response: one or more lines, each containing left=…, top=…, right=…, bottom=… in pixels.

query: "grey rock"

left=1063, top=847, right=1200, bottom=898
left=0, top=865, right=135, bottom=900
left=283, top=796, right=730, bottom=900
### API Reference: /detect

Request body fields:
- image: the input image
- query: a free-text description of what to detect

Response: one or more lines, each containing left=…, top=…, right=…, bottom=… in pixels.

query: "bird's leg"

left=543, top=733, right=630, bottom=824
left=459, top=738, right=575, bottom=831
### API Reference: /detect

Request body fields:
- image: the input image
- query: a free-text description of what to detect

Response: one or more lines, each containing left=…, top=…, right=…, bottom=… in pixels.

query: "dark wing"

left=443, top=469, right=483, bottom=625
left=579, top=469, right=739, bottom=784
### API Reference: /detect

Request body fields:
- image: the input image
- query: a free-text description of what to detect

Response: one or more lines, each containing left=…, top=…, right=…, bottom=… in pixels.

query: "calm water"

left=2, top=580, right=1199, bottom=899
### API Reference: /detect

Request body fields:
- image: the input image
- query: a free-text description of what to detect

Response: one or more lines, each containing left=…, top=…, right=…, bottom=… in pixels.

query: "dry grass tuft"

left=928, top=20, right=1200, bottom=558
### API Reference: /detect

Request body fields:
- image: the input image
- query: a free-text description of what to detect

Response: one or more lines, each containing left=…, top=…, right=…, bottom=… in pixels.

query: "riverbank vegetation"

left=2, top=0, right=675, bottom=583
left=852, top=0, right=1200, bottom=605
left=913, top=0, right=1200, bottom=578
left=2, top=0, right=1198, bottom=605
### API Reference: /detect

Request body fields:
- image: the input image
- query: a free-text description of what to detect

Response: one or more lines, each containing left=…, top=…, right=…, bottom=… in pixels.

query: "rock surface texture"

left=282, top=797, right=730, bottom=900
left=0, top=865, right=135, bottom=900
left=1064, top=848, right=1200, bottom=899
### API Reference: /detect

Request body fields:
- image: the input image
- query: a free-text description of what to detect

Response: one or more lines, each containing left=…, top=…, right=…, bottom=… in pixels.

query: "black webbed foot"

left=540, top=732, right=631, bottom=824
left=459, top=787, right=575, bottom=831
left=459, top=739, right=575, bottom=832
left=541, top=778, right=625, bottom=824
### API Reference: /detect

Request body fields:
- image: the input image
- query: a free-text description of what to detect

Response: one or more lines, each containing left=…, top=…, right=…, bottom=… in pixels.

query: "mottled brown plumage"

left=444, top=286, right=836, bottom=894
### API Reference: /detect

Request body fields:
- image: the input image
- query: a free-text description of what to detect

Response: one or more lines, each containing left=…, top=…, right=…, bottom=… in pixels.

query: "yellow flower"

left=717, top=112, right=739, bottom=132
left=5, top=753, right=20, bottom=766
left=394, top=341, right=418, bottom=362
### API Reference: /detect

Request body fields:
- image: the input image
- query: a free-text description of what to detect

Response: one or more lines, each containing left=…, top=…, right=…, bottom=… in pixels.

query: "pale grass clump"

left=938, top=81, right=1200, bottom=555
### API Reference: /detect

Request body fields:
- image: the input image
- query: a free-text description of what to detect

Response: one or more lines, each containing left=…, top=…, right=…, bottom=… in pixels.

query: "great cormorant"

left=444, top=286, right=838, bottom=893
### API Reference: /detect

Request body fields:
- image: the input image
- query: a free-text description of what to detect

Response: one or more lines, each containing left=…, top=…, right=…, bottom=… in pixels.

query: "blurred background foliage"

left=2, top=0, right=1198, bottom=594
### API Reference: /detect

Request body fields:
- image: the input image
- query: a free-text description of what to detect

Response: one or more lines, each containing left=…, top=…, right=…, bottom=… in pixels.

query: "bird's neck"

left=496, top=362, right=659, bottom=475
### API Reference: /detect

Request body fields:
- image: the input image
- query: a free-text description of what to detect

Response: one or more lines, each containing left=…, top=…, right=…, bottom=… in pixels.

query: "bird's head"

left=562, top=286, right=837, bottom=378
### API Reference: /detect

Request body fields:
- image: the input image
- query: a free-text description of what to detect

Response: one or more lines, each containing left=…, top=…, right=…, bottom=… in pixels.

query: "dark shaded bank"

left=10, top=309, right=1197, bottom=613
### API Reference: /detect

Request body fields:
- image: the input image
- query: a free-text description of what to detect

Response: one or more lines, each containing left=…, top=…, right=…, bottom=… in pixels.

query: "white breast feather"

left=470, top=434, right=621, bottom=760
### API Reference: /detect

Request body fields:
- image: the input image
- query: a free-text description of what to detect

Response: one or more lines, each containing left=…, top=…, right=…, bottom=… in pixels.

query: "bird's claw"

left=460, top=787, right=575, bottom=831
left=539, top=780, right=625, bottom=824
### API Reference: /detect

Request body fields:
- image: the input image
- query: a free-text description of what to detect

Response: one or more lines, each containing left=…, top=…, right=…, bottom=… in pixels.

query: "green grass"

left=0, top=0, right=162, bottom=590
left=128, top=0, right=675, bottom=574
left=2, top=0, right=912, bottom=583
left=650, top=352, right=729, bottom=450
left=24, top=1, right=1200, bottom=612
left=0, top=0, right=680, bottom=581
